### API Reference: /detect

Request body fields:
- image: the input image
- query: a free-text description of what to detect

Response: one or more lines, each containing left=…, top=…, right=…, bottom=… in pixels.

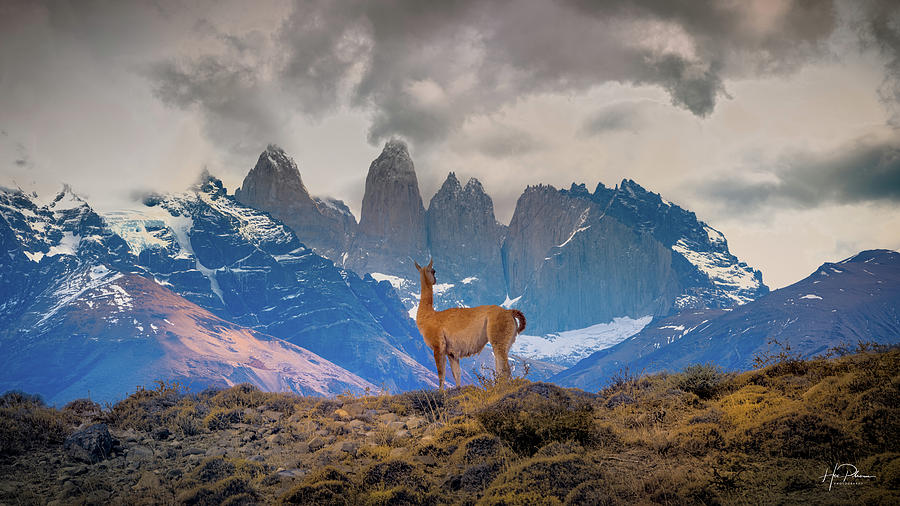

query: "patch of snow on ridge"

left=800, top=294, right=822, bottom=300
left=558, top=226, right=590, bottom=248
left=197, top=190, right=293, bottom=247
left=103, top=211, right=170, bottom=254
left=501, top=294, right=522, bottom=309
left=371, top=272, right=411, bottom=290
left=46, top=231, right=81, bottom=257
left=704, top=226, right=725, bottom=245
left=671, top=238, right=761, bottom=304
left=433, top=283, right=454, bottom=295
left=511, top=315, right=653, bottom=366
left=38, top=265, right=123, bottom=325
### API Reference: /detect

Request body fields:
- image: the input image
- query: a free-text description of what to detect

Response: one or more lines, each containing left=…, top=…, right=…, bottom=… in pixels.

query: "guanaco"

left=414, top=259, right=526, bottom=389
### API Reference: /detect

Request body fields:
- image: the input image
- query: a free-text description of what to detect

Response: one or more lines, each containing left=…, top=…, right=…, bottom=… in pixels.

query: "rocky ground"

left=1, top=346, right=898, bottom=505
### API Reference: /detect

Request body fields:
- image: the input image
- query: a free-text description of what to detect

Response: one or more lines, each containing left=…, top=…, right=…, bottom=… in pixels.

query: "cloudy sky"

left=1, top=0, right=899, bottom=289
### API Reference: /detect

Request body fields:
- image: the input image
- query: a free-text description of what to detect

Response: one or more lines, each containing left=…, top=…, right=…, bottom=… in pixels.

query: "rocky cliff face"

left=425, top=173, right=507, bottom=306
left=504, top=180, right=767, bottom=334
left=518, top=214, right=681, bottom=334
left=347, top=139, right=427, bottom=275
left=226, top=141, right=767, bottom=338
left=502, top=185, right=594, bottom=298
left=235, top=145, right=356, bottom=259
left=593, top=179, right=768, bottom=308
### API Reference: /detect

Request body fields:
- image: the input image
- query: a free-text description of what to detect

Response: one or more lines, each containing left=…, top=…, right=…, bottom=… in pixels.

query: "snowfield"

left=511, top=315, right=653, bottom=366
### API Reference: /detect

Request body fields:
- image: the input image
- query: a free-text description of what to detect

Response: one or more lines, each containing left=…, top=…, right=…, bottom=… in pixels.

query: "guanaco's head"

left=414, top=258, right=436, bottom=286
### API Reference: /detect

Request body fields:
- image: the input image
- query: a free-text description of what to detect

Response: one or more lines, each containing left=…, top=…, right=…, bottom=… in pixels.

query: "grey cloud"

left=147, top=54, right=285, bottom=157
left=141, top=0, right=853, bottom=152
left=858, top=0, right=900, bottom=126
left=13, top=142, right=31, bottom=169
left=581, top=100, right=662, bottom=135
left=700, top=137, right=900, bottom=213
left=470, top=126, right=543, bottom=159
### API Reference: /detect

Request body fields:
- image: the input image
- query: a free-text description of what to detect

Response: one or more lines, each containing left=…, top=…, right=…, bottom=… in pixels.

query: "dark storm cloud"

left=858, top=0, right=900, bottom=126
left=142, top=0, right=858, bottom=150
left=701, top=137, right=900, bottom=212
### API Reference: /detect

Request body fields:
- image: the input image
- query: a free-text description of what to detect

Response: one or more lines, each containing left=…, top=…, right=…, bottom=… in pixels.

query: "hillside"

left=556, top=249, right=900, bottom=391
left=1, top=346, right=897, bottom=504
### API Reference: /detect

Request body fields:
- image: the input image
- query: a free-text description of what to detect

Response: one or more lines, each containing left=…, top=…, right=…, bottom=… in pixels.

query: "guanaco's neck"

left=417, top=273, right=434, bottom=317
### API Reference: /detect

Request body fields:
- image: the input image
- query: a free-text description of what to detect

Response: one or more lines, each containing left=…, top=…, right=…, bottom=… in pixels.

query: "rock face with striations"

left=425, top=173, right=507, bottom=306
left=505, top=184, right=682, bottom=334
left=504, top=181, right=767, bottom=334
left=347, top=139, right=427, bottom=275
left=235, top=145, right=356, bottom=259
left=502, top=185, right=594, bottom=298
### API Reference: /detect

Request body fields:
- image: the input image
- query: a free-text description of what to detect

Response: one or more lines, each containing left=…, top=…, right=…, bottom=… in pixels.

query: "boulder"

left=63, top=424, right=114, bottom=463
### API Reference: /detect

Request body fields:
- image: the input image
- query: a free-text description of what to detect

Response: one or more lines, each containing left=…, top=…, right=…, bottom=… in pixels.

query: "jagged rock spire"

left=355, top=139, right=426, bottom=259
left=235, top=145, right=356, bottom=259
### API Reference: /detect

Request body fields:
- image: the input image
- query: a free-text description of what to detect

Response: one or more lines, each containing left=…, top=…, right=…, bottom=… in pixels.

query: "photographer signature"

left=820, top=464, right=876, bottom=491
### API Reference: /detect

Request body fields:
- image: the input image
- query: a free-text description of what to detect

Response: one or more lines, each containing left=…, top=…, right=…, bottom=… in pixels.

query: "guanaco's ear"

left=427, top=258, right=433, bottom=269
left=414, top=261, right=421, bottom=270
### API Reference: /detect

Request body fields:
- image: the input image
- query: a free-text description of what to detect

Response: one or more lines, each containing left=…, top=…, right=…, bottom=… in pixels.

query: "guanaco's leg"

left=492, top=345, right=512, bottom=379
left=433, top=349, right=447, bottom=389
left=448, top=356, right=462, bottom=388
left=488, top=316, right=513, bottom=379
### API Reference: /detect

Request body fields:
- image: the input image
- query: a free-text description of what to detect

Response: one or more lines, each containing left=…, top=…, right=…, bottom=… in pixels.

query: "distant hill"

left=555, top=249, right=900, bottom=391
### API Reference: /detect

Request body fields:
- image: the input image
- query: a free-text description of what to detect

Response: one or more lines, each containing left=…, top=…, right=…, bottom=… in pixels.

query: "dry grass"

left=1, top=344, right=898, bottom=505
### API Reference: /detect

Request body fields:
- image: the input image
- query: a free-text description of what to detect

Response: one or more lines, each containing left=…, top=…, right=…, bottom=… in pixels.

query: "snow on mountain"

left=554, top=249, right=900, bottom=391
left=670, top=237, right=762, bottom=306
left=0, top=265, right=374, bottom=405
left=0, top=186, right=376, bottom=404
left=511, top=315, right=653, bottom=366
left=596, top=179, right=768, bottom=309
left=103, top=174, right=438, bottom=391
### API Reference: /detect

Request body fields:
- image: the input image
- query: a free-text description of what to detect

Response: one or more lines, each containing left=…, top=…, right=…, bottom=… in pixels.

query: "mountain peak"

left=352, top=137, right=426, bottom=272
left=464, top=177, right=485, bottom=194
left=368, top=139, right=415, bottom=180
left=193, top=169, right=227, bottom=197
left=236, top=146, right=310, bottom=206
left=838, top=249, right=900, bottom=265
left=382, top=138, right=410, bottom=157
left=438, top=172, right=462, bottom=195
left=48, top=184, right=89, bottom=212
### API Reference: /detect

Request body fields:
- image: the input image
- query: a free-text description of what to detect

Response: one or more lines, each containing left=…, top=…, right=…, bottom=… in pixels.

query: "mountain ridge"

left=554, top=248, right=900, bottom=390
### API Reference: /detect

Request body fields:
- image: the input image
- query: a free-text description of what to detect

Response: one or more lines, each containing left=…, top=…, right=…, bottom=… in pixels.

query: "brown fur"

left=414, top=259, right=526, bottom=389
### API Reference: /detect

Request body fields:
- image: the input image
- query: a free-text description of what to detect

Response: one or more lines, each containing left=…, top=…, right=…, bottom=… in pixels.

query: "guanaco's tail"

left=509, top=309, right=526, bottom=334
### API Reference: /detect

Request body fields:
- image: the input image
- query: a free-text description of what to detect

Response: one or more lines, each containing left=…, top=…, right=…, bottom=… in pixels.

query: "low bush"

left=481, top=455, right=603, bottom=504
left=204, top=407, right=244, bottom=431
left=176, top=457, right=266, bottom=505
left=105, top=380, right=186, bottom=431
left=62, top=398, right=102, bottom=417
left=0, top=390, right=75, bottom=456
left=477, top=383, right=601, bottom=455
left=676, top=363, right=726, bottom=400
